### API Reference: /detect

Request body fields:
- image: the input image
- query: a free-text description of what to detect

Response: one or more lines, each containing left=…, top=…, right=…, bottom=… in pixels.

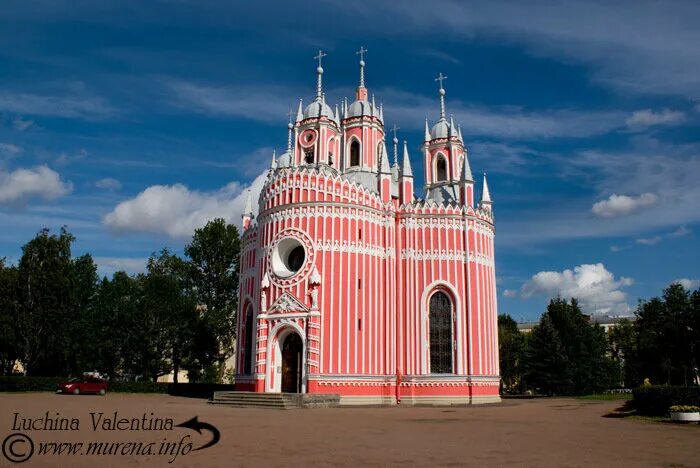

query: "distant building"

left=516, top=314, right=635, bottom=333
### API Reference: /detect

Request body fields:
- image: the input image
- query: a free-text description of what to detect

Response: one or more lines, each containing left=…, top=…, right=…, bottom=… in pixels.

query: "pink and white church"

left=235, top=50, right=499, bottom=405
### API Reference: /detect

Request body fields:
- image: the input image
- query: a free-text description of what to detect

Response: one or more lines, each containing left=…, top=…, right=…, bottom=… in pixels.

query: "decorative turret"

left=342, top=47, right=385, bottom=174
left=459, top=149, right=474, bottom=207
left=269, top=149, right=277, bottom=171
left=241, top=189, right=254, bottom=231
left=378, top=142, right=392, bottom=203
left=480, top=173, right=493, bottom=211
left=423, top=73, right=466, bottom=202
left=399, top=140, right=413, bottom=205
left=391, top=124, right=400, bottom=182
left=278, top=110, right=295, bottom=168
left=295, top=50, right=339, bottom=167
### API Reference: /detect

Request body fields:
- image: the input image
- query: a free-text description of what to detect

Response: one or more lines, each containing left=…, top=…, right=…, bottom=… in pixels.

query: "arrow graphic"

left=176, top=416, right=221, bottom=451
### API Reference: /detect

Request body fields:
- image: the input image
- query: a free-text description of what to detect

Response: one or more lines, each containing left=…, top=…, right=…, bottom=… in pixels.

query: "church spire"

left=460, top=152, right=473, bottom=182
left=270, top=149, right=277, bottom=170
left=391, top=124, right=400, bottom=167
left=435, top=72, right=448, bottom=120
left=314, top=50, right=327, bottom=101
left=424, top=118, right=431, bottom=142
left=356, top=46, right=367, bottom=88
left=355, top=46, right=369, bottom=101
left=287, top=111, right=294, bottom=153
left=379, top=142, right=391, bottom=174
left=242, top=189, right=254, bottom=230
left=401, top=140, right=413, bottom=177
left=296, top=98, right=303, bottom=122
left=481, top=173, right=492, bottom=205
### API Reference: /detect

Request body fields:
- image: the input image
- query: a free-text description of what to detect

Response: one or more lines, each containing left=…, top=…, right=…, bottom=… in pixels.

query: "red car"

left=57, top=376, right=108, bottom=395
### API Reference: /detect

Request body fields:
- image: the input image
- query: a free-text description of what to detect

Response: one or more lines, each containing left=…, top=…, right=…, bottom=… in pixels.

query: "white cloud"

left=55, top=148, right=88, bottom=166
left=104, top=171, right=267, bottom=238
left=0, top=84, right=116, bottom=120
left=12, top=116, right=34, bottom=132
left=380, top=87, right=626, bottom=140
left=670, top=225, right=691, bottom=238
left=336, top=0, right=700, bottom=100
left=0, top=165, right=73, bottom=205
left=168, top=81, right=293, bottom=124
left=591, top=193, right=658, bottom=218
left=626, top=109, right=685, bottom=130
left=0, top=143, right=23, bottom=157
left=95, top=177, right=122, bottom=191
left=519, top=263, right=633, bottom=315
left=94, top=256, right=147, bottom=277
left=674, top=278, right=700, bottom=290
left=635, top=236, right=662, bottom=246
left=503, top=289, right=517, bottom=298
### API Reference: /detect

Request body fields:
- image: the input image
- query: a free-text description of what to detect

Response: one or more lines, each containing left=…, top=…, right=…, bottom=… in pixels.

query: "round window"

left=271, top=237, right=307, bottom=278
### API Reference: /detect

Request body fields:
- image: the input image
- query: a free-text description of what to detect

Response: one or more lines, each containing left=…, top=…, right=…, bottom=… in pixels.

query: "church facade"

left=235, top=50, right=500, bottom=405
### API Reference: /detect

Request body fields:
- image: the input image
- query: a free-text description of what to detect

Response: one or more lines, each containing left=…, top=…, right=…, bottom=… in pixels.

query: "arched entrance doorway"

left=281, top=332, right=303, bottom=393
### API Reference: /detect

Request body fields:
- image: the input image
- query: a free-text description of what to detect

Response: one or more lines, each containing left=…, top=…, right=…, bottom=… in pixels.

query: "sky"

left=0, top=0, right=698, bottom=321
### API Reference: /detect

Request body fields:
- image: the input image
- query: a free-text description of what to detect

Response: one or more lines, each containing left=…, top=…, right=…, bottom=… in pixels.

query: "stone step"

left=208, top=391, right=340, bottom=409
left=208, top=400, right=292, bottom=409
left=212, top=399, right=291, bottom=406
left=213, top=396, right=291, bottom=402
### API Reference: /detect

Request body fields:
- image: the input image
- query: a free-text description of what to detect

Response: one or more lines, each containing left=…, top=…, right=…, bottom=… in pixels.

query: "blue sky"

left=0, top=0, right=698, bottom=320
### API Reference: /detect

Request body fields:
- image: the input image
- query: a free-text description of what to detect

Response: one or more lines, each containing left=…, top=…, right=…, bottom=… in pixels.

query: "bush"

left=0, top=376, right=63, bottom=392
left=109, top=381, right=169, bottom=393
left=632, top=385, right=700, bottom=416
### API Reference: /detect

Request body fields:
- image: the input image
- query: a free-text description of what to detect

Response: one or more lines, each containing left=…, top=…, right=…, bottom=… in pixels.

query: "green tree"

left=0, top=259, right=21, bottom=375
left=691, top=288, right=700, bottom=384
left=635, top=283, right=697, bottom=385
left=88, top=272, right=142, bottom=378
left=522, top=298, right=617, bottom=394
left=608, top=318, right=638, bottom=387
left=184, top=218, right=240, bottom=380
left=523, top=313, right=570, bottom=394
left=138, top=249, right=197, bottom=382
left=498, top=314, right=525, bottom=392
left=15, top=228, right=77, bottom=375
left=67, top=253, right=99, bottom=375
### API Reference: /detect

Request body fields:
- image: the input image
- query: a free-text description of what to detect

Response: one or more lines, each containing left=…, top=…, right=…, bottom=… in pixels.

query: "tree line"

left=499, top=284, right=700, bottom=395
left=0, top=219, right=241, bottom=382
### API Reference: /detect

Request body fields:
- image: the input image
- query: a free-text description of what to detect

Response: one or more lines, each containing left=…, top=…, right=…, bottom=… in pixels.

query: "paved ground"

left=0, top=393, right=697, bottom=467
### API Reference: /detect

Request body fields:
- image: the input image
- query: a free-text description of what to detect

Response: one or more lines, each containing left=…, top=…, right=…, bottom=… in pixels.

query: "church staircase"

left=208, top=391, right=340, bottom=409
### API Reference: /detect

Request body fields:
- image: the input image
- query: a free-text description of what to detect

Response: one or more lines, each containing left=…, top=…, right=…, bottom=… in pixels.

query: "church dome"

left=303, top=99, right=335, bottom=120
left=277, top=150, right=291, bottom=168
left=430, top=118, right=451, bottom=139
left=346, top=99, right=376, bottom=119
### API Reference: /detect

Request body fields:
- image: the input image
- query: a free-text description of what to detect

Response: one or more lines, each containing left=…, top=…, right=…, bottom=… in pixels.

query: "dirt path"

left=0, top=394, right=697, bottom=467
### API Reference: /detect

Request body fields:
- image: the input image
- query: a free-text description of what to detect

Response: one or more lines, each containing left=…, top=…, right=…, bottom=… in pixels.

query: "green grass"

left=575, top=393, right=633, bottom=401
